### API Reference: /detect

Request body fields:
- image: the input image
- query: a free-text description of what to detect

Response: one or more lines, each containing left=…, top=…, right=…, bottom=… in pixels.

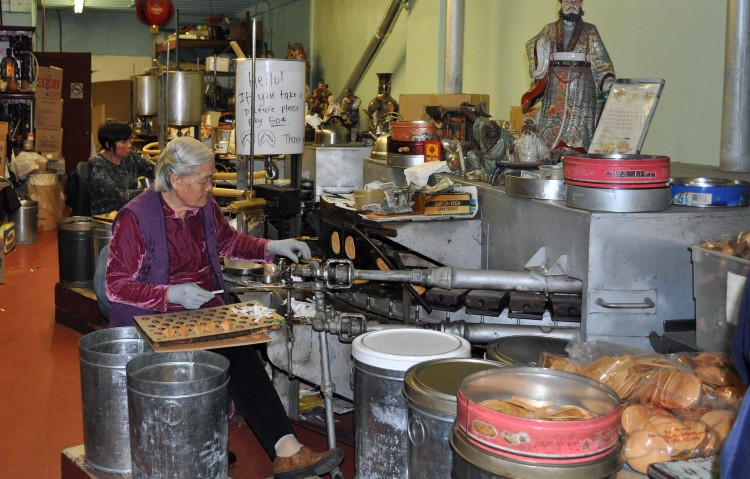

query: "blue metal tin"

left=671, top=178, right=750, bottom=207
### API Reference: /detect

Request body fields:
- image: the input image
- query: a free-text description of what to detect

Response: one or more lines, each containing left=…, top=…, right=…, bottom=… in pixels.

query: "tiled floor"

left=0, top=231, right=354, bottom=478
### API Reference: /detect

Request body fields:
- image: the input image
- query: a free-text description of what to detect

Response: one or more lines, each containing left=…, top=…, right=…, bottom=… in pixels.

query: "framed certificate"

left=589, top=78, right=665, bottom=155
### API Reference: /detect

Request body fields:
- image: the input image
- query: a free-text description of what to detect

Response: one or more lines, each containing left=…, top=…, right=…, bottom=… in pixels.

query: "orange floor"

left=0, top=231, right=354, bottom=478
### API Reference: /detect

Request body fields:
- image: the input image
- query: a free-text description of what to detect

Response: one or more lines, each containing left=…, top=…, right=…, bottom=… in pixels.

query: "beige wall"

left=312, top=0, right=727, bottom=166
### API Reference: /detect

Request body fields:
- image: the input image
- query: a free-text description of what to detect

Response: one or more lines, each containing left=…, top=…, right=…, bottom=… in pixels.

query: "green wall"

left=312, top=0, right=727, bottom=167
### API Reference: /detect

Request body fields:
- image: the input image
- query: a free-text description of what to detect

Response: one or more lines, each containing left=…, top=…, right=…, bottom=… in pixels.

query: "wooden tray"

left=134, top=301, right=284, bottom=350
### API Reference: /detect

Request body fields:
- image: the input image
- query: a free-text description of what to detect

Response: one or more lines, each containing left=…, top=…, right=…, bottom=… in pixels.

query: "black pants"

left=214, top=344, right=295, bottom=459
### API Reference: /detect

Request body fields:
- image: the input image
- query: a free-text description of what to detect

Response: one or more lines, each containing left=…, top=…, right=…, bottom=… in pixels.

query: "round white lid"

left=352, top=329, right=471, bottom=371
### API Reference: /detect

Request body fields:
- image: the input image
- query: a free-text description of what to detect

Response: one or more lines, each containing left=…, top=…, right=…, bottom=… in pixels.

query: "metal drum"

left=132, top=74, right=159, bottom=116
left=404, top=358, right=506, bottom=479
left=91, top=221, right=112, bottom=273
left=57, top=216, right=94, bottom=287
left=162, top=71, right=203, bottom=126
left=10, top=199, right=38, bottom=244
left=451, top=426, right=623, bottom=479
left=352, top=329, right=471, bottom=479
left=485, top=335, right=569, bottom=367
left=126, top=350, right=230, bottom=479
left=78, top=327, right=152, bottom=473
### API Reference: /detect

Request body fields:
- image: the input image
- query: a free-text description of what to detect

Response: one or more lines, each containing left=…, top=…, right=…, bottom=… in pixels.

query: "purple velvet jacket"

left=106, top=188, right=270, bottom=327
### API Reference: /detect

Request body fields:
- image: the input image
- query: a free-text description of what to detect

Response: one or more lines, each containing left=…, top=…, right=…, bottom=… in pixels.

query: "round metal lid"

left=403, top=358, right=506, bottom=416
left=485, top=335, right=569, bottom=367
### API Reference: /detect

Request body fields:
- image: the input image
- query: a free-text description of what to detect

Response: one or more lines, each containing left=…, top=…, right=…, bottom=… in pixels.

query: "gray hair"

left=154, top=136, right=215, bottom=192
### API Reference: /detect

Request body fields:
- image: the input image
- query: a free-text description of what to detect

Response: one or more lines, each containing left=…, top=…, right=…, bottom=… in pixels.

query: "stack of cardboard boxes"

left=34, top=66, right=64, bottom=165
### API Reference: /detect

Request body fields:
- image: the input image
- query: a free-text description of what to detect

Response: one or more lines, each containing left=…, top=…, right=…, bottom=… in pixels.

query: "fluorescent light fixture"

left=74, top=0, right=84, bottom=13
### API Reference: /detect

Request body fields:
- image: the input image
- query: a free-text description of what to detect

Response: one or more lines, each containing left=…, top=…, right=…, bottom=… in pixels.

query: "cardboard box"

left=398, top=94, right=490, bottom=121
left=35, top=127, right=63, bottom=156
left=35, top=66, right=63, bottom=99
left=1, top=222, right=15, bottom=255
left=412, top=192, right=473, bottom=215
left=35, top=98, right=64, bottom=129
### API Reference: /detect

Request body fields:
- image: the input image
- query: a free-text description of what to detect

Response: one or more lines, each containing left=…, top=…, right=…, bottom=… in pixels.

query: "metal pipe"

left=339, top=0, right=406, bottom=98
left=351, top=266, right=583, bottom=294
left=444, top=0, right=465, bottom=93
left=720, top=0, right=750, bottom=172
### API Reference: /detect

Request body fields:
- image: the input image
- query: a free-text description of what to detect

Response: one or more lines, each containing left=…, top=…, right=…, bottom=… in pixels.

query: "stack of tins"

left=386, top=121, right=437, bottom=167
left=453, top=367, right=623, bottom=479
left=352, top=329, right=471, bottom=479
left=563, top=153, right=672, bottom=212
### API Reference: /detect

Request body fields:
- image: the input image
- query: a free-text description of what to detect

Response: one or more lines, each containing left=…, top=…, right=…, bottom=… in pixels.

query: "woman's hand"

left=266, top=239, right=311, bottom=263
left=167, top=283, right=214, bottom=309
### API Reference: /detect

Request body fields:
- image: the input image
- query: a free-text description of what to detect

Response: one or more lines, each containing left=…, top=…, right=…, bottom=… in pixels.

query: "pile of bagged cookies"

left=543, top=351, right=744, bottom=474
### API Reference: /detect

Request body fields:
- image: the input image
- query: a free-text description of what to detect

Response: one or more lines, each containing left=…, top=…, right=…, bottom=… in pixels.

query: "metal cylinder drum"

left=404, top=358, right=506, bottom=479
left=78, top=327, right=152, bottom=473
left=451, top=426, right=622, bottom=479
left=126, top=350, right=230, bottom=478
left=352, top=329, right=471, bottom=479
left=57, top=216, right=94, bottom=287
left=162, top=71, right=203, bottom=126
left=132, top=74, right=159, bottom=116
left=91, top=221, right=113, bottom=274
left=10, top=199, right=38, bottom=244
left=484, top=335, right=569, bottom=367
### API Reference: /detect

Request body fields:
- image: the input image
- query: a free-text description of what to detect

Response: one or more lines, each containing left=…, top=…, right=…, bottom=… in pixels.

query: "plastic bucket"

left=10, top=199, right=38, bottom=244
left=351, top=329, right=471, bottom=479
left=78, top=327, right=152, bottom=473
left=403, top=358, right=506, bottom=479
left=91, top=221, right=113, bottom=273
left=126, top=350, right=230, bottom=478
left=57, top=216, right=94, bottom=287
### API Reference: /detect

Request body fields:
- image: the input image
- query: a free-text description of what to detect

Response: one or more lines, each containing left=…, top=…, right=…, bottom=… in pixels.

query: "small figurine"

left=523, top=0, right=615, bottom=153
left=341, top=88, right=362, bottom=141
left=466, top=117, right=514, bottom=177
left=366, top=73, right=398, bottom=134
left=324, top=95, right=341, bottom=121
left=508, top=119, right=550, bottom=164
left=308, top=79, right=332, bottom=118
left=286, top=42, right=310, bottom=78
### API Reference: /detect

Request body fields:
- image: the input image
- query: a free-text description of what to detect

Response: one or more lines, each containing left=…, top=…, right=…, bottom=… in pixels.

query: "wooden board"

left=133, top=301, right=284, bottom=349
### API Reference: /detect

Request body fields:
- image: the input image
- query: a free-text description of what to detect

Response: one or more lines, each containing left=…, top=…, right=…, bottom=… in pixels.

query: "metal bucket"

left=163, top=71, right=203, bottom=126
left=484, top=335, right=569, bottom=367
left=451, top=426, right=622, bottom=479
left=132, top=74, right=159, bottom=116
left=10, top=199, right=38, bottom=244
left=57, top=216, right=94, bottom=287
left=78, top=327, right=152, bottom=473
left=352, top=329, right=471, bottom=479
left=404, top=358, right=506, bottom=479
left=91, top=221, right=112, bottom=272
left=126, top=350, right=230, bottom=478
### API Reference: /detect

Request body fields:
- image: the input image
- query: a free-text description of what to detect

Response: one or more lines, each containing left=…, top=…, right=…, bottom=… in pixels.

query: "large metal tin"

left=162, top=71, right=203, bottom=127
left=79, top=327, right=152, bottom=473
left=301, top=145, right=371, bottom=200
left=484, top=336, right=568, bottom=366
left=456, top=368, right=622, bottom=461
left=126, top=351, right=230, bottom=479
left=387, top=152, right=424, bottom=167
left=504, top=173, right=566, bottom=200
left=404, top=358, right=506, bottom=479
left=10, top=199, right=37, bottom=244
left=671, top=177, right=750, bottom=207
left=563, top=153, right=671, bottom=187
left=57, top=216, right=94, bottom=287
left=451, top=426, right=622, bottom=479
left=565, top=184, right=671, bottom=212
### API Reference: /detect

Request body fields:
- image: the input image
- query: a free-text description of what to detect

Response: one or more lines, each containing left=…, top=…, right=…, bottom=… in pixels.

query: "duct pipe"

left=349, top=266, right=584, bottom=294
left=339, top=0, right=406, bottom=98
left=720, top=0, right=750, bottom=172
left=444, top=0, right=465, bottom=93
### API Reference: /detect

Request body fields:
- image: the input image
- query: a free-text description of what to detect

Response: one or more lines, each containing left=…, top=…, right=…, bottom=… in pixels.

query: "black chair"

left=64, top=161, right=91, bottom=216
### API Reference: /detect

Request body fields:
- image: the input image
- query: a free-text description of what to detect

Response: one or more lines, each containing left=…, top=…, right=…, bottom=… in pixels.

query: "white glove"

left=167, top=283, right=214, bottom=309
left=266, top=239, right=311, bottom=263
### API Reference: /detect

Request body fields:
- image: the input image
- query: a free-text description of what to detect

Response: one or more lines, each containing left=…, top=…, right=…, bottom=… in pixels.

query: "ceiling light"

left=74, top=0, right=84, bottom=13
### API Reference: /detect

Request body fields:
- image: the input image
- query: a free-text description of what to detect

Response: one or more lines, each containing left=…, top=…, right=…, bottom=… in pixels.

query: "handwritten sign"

left=236, top=59, right=306, bottom=155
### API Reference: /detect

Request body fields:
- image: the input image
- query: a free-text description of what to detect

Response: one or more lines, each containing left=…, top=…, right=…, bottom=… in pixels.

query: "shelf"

left=156, top=39, right=234, bottom=53
left=0, top=90, right=34, bottom=99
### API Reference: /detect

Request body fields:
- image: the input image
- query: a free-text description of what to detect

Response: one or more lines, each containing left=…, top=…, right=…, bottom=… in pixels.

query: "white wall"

left=92, top=55, right=152, bottom=82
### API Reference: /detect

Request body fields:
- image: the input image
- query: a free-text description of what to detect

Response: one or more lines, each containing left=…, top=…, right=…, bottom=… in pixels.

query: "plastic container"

left=353, top=188, right=385, bottom=212
left=537, top=164, right=564, bottom=181
left=126, top=350, right=231, bottom=478
left=79, top=327, right=152, bottom=473
left=352, top=329, right=471, bottom=479
left=690, top=244, right=750, bottom=352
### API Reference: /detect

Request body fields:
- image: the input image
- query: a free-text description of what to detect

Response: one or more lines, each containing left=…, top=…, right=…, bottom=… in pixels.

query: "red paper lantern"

left=135, top=0, right=175, bottom=28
